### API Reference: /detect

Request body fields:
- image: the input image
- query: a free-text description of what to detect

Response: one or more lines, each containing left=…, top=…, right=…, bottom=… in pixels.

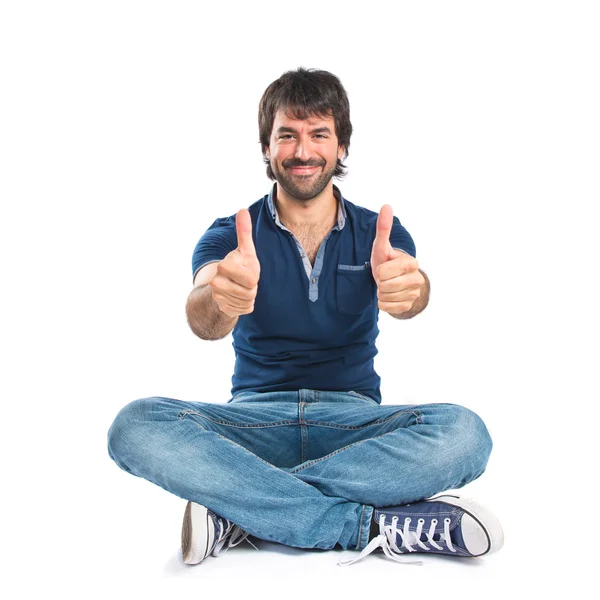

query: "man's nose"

left=294, top=137, right=311, bottom=161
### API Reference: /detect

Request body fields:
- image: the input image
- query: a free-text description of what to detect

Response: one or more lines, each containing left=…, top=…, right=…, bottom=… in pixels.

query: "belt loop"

left=300, top=389, right=319, bottom=404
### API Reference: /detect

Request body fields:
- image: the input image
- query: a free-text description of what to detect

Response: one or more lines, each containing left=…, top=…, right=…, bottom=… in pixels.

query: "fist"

left=210, top=209, right=261, bottom=318
left=371, top=204, right=424, bottom=315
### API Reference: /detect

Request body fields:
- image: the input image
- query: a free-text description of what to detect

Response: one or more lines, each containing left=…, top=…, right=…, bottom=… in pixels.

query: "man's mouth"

left=288, top=166, right=320, bottom=175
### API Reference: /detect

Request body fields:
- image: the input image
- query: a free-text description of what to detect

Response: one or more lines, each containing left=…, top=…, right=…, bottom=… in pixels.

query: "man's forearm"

left=186, top=284, right=238, bottom=340
left=389, top=269, right=430, bottom=320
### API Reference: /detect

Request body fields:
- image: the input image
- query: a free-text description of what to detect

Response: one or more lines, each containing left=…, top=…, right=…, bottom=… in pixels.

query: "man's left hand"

left=370, top=204, right=425, bottom=316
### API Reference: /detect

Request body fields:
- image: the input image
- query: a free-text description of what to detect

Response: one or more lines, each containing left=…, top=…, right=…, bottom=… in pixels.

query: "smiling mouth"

left=288, top=166, right=320, bottom=175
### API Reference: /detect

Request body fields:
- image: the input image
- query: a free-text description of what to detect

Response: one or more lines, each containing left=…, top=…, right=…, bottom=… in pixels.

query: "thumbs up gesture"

left=371, top=205, right=425, bottom=316
left=210, top=209, right=261, bottom=318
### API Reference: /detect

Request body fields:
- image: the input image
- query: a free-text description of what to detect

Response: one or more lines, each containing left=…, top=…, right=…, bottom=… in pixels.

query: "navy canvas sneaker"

left=339, top=494, right=504, bottom=566
left=181, top=501, right=258, bottom=565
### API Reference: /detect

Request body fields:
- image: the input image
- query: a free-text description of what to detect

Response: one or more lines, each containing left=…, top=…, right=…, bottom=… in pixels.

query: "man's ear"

left=338, top=145, right=345, bottom=160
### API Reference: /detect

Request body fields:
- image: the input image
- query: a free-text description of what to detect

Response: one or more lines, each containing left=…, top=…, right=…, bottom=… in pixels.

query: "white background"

left=1, top=1, right=598, bottom=597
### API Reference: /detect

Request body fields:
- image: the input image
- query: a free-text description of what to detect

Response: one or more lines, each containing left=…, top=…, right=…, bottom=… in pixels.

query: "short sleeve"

left=191, top=215, right=238, bottom=281
left=389, top=216, right=416, bottom=258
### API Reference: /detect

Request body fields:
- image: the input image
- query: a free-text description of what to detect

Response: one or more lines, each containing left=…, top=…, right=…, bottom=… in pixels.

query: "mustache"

left=282, top=159, right=325, bottom=168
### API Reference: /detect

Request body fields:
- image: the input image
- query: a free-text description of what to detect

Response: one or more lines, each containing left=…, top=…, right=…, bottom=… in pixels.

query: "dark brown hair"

left=258, top=67, right=352, bottom=180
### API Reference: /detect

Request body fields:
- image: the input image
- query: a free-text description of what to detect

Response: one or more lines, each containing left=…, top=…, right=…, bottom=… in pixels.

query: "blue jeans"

left=107, top=389, right=492, bottom=551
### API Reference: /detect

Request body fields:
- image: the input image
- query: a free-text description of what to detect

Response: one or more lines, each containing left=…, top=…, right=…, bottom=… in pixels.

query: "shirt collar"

left=267, top=183, right=347, bottom=231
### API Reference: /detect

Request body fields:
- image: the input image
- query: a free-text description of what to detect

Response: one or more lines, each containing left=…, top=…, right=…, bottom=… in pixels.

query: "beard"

left=271, top=157, right=337, bottom=202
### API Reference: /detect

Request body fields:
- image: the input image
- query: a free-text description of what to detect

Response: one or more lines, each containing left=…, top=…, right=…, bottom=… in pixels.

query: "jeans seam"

left=300, top=402, right=307, bottom=463
left=357, top=504, right=366, bottom=550
left=348, top=390, right=378, bottom=404
left=178, top=410, right=297, bottom=429
left=183, top=414, right=289, bottom=472
left=303, top=410, right=421, bottom=431
left=289, top=431, right=397, bottom=474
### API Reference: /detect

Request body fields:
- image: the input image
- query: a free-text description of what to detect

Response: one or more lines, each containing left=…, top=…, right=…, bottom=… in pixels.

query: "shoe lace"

left=338, top=515, right=456, bottom=566
left=212, top=517, right=259, bottom=557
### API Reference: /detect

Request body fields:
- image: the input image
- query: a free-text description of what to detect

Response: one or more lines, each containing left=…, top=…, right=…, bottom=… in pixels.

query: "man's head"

left=258, top=68, right=352, bottom=200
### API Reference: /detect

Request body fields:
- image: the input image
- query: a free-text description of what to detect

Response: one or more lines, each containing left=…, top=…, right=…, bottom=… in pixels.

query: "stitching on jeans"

left=178, top=411, right=192, bottom=418
left=357, top=504, right=366, bottom=551
left=289, top=428, right=412, bottom=474
left=179, top=410, right=297, bottom=429
left=300, top=402, right=307, bottom=464
left=302, top=410, right=420, bottom=431
left=348, top=390, right=378, bottom=404
left=184, top=416, right=289, bottom=472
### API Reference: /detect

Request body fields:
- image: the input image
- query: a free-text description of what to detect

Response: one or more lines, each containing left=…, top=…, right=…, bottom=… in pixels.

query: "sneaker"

left=338, top=494, right=504, bottom=566
left=181, top=501, right=258, bottom=565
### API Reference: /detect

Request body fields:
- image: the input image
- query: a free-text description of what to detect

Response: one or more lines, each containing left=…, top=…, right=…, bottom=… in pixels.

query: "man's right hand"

left=209, top=208, right=261, bottom=318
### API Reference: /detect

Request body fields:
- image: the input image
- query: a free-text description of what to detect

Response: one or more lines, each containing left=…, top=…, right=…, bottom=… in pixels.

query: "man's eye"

left=314, top=134, right=327, bottom=139
left=279, top=134, right=293, bottom=140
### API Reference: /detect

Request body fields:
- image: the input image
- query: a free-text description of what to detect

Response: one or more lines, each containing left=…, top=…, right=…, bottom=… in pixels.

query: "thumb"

left=236, top=208, right=256, bottom=258
left=372, top=204, right=394, bottom=262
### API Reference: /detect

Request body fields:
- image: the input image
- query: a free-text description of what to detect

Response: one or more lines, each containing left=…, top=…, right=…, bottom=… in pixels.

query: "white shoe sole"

left=427, top=494, right=505, bottom=556
left=181, top=501, right=214, bottom=565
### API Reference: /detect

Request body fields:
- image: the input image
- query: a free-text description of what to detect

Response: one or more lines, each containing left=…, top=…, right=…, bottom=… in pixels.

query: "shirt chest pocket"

left=336, top=262, right=374, bottom=315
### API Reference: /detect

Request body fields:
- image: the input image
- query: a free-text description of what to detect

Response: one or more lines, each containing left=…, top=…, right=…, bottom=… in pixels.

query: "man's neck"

left=275, top=182, right=338, bottom=230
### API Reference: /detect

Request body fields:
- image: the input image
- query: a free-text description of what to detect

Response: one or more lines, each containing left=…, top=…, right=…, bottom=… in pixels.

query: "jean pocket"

left=348, top=390, right=378, bottom=404
left=229, top=391, right=251, bottom=403
left=336, top=263, right=374, bottom=315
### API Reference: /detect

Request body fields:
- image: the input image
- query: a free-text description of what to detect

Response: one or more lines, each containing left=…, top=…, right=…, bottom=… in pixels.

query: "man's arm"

left=388, top=268, right=430, bottom=320
left=186, top=262, right=239, bottom=340
left=186, top=208, right=260, bottom=341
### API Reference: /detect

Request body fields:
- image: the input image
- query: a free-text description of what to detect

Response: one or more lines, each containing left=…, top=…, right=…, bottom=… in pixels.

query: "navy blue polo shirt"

left=191, top=184, right=416, bottom=404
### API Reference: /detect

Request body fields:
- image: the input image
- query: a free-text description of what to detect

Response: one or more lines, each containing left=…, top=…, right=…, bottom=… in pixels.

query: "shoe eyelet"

left=444, top=518, right=451, bottom=524
left=431, top=519, right=438, bottom=525
left=404, top=517, right=411, bottom=524
left=418, top=518, right=425, bottom=524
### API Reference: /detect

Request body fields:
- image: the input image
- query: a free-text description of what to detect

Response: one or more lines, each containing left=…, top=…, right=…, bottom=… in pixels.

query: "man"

left=108, top=68, right=503, bottom=567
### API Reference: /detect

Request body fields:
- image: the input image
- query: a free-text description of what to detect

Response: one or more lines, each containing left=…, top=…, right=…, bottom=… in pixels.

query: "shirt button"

left=312, top=277, right=317, bottom=284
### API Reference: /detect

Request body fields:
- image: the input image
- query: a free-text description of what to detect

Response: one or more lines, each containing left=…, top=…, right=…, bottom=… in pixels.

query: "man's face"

left=266, top=109, right=344, bottom=201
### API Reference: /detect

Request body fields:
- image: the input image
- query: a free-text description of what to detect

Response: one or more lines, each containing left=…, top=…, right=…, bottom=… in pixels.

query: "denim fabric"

left=107, top=389, right=492, bottom=551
